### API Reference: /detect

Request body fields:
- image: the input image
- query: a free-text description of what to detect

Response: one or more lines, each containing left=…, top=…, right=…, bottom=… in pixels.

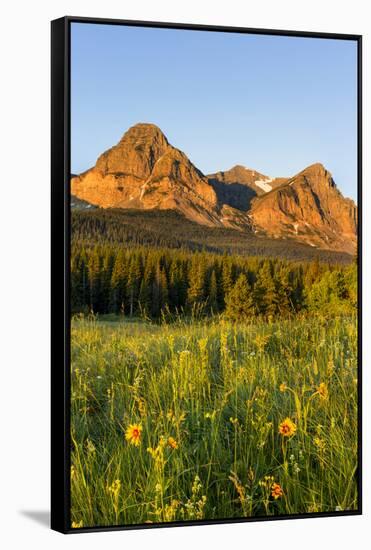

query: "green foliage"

left=306, top=267, right=357, bottom=315
left=225, top=273, right=255, bottom=320
left=71, top=244, right=357, bottom=319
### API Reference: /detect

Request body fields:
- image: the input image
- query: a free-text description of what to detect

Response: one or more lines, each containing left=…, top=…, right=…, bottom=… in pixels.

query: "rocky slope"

left=249, top=163, right=357, bottom=253
left=71, top=123, right=220, bottom=226
left=71, top=123, right=357, bottom=253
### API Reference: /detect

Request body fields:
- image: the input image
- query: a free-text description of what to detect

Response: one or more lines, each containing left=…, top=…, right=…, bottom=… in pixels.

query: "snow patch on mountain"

left=254, top=177, right=273, bottom=193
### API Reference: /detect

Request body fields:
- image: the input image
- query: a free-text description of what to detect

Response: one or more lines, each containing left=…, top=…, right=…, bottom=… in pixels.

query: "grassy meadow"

left=70, top=313, right=358, bottom=527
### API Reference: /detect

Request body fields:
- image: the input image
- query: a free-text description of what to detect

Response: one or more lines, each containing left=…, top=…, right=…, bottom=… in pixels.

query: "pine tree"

left=110, top=249, right=127, bottom=314
left=101, top=249, right=114, bottom=313
left=169, top=260, right=181, bottom=311
left=225, top=273, right=254, bottom=321
left=276, top=266, right=294, bottom=316
left=221, top=256, right=233, bottom=306
left=209, top=269, right=219, bottom=314
left=254, top=261, right=279, bottom=317
left=187, top=254, right=206, bottom=307
left=87, top=247, right=102, bottom=312
left=126, top=254, right=142, bottom=317
left=159, top=267, right=169, bottom=312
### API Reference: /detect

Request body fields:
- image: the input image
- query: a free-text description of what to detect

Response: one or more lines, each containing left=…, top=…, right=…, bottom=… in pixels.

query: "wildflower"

left=317, top=382, right=328, bottom=400
left=168, top=436, right=178, bottom=450
left=258, top=475, right=274, bottom=488
left=107, top=479, right=121, bottom=498
left=163, top=499, right=180, bottom=522
left=279, top=383, right=287, bottom=392
left=313, top=436, right=326, bottom=450
left=71, top=520, right=83, bottom=528
left=229, top=417, right=239, bottom=426
left=279, top=417, right=297, bottom=437
left=271, top=482, right=283, bottom=500
left=125, top=423, right=142, bottom=446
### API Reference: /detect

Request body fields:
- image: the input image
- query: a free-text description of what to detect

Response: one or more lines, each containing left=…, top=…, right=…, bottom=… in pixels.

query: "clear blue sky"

left=71, top=23, right=358, bottom=201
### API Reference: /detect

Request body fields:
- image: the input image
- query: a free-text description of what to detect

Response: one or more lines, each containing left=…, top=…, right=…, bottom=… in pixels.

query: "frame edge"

left=51, top=15, right=70, bottom=534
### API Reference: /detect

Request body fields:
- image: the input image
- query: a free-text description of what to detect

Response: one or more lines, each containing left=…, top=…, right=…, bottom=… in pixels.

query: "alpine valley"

left=71, top=123, right=357, bottom=259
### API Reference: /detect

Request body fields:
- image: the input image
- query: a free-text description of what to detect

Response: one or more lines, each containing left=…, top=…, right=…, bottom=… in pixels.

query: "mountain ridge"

left=71, top=123, right=357, bottom=254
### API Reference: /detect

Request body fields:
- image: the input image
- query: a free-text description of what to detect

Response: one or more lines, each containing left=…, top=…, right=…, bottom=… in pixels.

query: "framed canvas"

left=51, top=16, right=362, bottom=533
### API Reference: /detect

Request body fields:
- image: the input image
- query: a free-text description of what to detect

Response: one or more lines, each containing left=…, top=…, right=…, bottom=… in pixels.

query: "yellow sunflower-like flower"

left=278, top=417, right=297, bottom=437
left=317, top=382, right=328, bottom=400
left=271, top=482, right=283, bottom=500
left=125, top=423, right=142, bottom=446
left=279, top=383, right=287, bottom=392
left=168, top=436, right=178, bottom=450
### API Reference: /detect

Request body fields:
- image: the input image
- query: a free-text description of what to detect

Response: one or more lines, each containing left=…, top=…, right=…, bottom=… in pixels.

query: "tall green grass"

left=70, top=314, right=358, bottom=527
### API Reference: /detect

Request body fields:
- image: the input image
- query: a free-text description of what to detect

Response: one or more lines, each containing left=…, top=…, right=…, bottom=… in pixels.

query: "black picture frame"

left=51, top=15, right=362, bottom=534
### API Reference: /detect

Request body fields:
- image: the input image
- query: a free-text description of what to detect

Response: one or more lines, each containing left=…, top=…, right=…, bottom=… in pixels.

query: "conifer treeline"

left=71, top=244, right=357, bottom=319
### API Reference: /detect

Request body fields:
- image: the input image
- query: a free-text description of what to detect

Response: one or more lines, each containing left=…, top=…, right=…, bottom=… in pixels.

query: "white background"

left=0, top=0, right=369, bottom=548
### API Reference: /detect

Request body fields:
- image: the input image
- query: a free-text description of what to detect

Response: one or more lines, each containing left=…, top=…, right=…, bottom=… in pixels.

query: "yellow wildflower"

left=279, top=417, right=297, bottom=437
left=125, top=423, right=142, bottom=446
left=317, top=382, right=328, bottom=400
left=168, top=437, right=178, bottom=450
left=107, top=479, right=121, bottom=498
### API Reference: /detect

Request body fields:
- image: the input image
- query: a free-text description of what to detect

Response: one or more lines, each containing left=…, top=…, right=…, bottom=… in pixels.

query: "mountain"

left=207, top=165, right=287, bottom=210
left=71, top=123, right=221, bottom=227
left=71, top=123, right=357, bottom=254
left=249, top=163, right=357, bottom=253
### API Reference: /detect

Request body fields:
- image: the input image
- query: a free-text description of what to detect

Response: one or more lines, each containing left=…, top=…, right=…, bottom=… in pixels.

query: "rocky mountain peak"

left=118, top=122, right=169, bottom=146
left=250, top=162, right=357, bottom=253
left=95, top=123, right=169, bottom=179
left=296, top=162, right=333, bottom=185
left=71, top=123, right=219, bottom=226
